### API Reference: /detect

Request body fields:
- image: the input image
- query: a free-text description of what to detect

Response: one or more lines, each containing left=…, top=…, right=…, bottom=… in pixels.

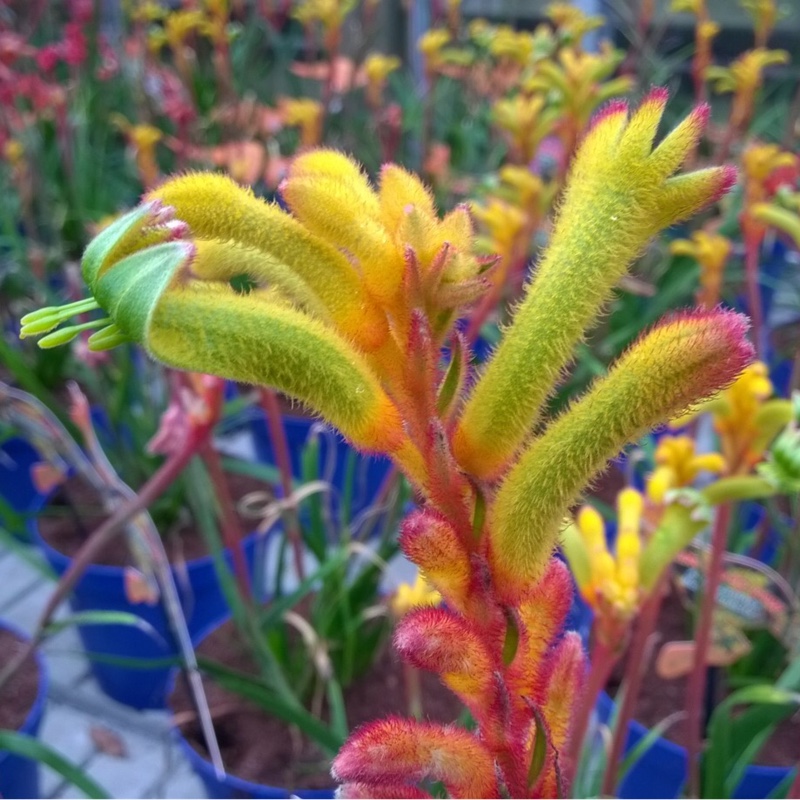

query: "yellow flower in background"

left=363, top=53, right=401, bottom=108
left=129, top=0, right=166, bottom=23
left=546, top=1, right=604, bottom=46
left=570, top=489, right=645, bottom=620
left=471, top=196, right=526, bottom=257
left=292, top=0, right=357, bottom=34
left=487, top=25, right=535, bottom=66
left=752, top=190, right=800, bottom=248
left=697, top=19, right=720, bottom=45
left=742, top=143, right=797, bottom=185
left=164, top=9, right=206, bottom=48
left=706, top=48, right=789, bottom=130
left=646, top=435, right=727, bottom=504
left=670, top=229, right=732, bottom=309
left=4, top=139, right=24, bottom=167
left=523, top=43, right=632, bottom=154
left=391, top=574, right=442, bottom=617
left=111, top=115, right=163, bottom=190
left=418, top=28, right=451, bottom=75
left=281, top=98, right=324, bottom=149
left=740, top=0, right=786, bottom=48
left=492, top=93, right=559, bottom=163
left=671, top=362, right=793, bottom=474
left=670, top=0, right=705, bottom=14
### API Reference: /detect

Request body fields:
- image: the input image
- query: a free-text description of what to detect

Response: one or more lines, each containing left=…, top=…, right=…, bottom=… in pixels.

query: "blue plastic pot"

left=0, top=438, right=47, bottom=537
left=248, top=413, right=393, bottom=524
left=0, top=620, right=49, bottom=799
left=171, top=614, right=335, bottom=799
left=176, top=732, right=334, bottom=800
left=32, top=515, right=259, bottom=710
left=596, top=692, right=791, bottom=799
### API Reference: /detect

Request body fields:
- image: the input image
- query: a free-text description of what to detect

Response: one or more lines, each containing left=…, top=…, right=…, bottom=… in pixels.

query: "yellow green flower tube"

left=454, top=90, right=736, bottom=480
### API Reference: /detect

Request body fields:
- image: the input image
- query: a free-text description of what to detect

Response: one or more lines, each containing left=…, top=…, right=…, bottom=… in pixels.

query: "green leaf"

left=526, top=707, right=549, bottom=789
left=197, top=657, right=342, bottom=753
left=437, top=335, right=464, bottom=416
left=326, top=677, right=349, bottom=743
left=704, top=684, right=800, bottom=798
left=0, top=730, right=109, bottom=799
left=43, top=611, right=166, bottom=647
left=617, top=711, right=684, bottom=786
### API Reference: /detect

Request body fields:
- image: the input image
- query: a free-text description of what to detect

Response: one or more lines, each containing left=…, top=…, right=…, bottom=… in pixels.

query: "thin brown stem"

left=685, top=502, right=732, bottom=798
left=0, top=432, right=204, bottom=691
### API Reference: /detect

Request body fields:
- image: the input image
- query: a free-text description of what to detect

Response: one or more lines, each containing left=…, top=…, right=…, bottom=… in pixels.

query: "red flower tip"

left=652, top=307, right=755, bottom=391
left=713, top=164, right=739, bottom=202
left=690, top=101, right=711, bottom=130
left=588, top=99, right=629, bottom=131
left=643, top=86, right=670, bottom=106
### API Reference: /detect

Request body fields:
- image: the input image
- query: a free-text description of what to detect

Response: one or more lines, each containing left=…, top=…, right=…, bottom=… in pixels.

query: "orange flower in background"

left=205, top=140, right=267, bottom=186
left=290, top=55, right=359, bottom=95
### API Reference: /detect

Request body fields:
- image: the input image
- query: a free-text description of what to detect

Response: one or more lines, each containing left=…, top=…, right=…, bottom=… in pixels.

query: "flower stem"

left=259, top=388, right=306, bottom=582
left=199, top=441, right=252, bottom=603
left=601, top=577, right=668, bottom=797
left=0, top=431, right=204, bottom=691
left=744, top=234, right=764, bottom=359
left=567, top=634, right=620, bottom=779
left=685, top=502, right=732, bottom=798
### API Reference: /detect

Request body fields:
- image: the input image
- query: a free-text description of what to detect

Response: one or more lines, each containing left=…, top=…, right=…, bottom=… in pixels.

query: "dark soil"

left=170, top=616, right=465, bottom=791
left=37, top=472, right=268, bottom=567
left=0, top=628, right=40, bottom=732
left=610, top=586, right=799, bottom=768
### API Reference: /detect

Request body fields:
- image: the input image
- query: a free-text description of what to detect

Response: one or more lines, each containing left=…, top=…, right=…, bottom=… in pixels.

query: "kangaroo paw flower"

left=454, top=89, right=737, bottom=480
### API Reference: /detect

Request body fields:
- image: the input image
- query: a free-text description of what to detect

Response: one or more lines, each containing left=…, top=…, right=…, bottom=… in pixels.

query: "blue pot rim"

left=169, top=614, right=335, bottom=798
left=0, top=619, right=49, bottom=766
left=29, top=491, right=260, bottom=579
left=597, top=691, right=791, bottom=781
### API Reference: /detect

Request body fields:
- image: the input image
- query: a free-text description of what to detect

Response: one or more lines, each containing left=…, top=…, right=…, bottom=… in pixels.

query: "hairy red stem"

left=686, top=502, right=732, bottom=797
left=567, top=635, right=620, bottom=777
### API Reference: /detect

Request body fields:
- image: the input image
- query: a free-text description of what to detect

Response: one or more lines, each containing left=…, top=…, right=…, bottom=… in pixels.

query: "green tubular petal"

left=149, top=174, right=388, bottom=352
left=638, top=501, right=708, bottom=592
left=190, top=239, right=332, bottom=321
left=82, top=202, right=165, bottom=287
left=91, top=245, right=404, bottom=454
left=146, top=285, right=404, bottom=453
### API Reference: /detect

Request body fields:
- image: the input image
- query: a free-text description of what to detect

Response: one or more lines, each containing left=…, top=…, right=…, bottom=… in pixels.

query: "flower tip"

left=643, top=85, right=670, bottom=106
left=588, top=98, right=629, bottom=131
left=714, top=164, right=739, bottom=201
left=690, top=101, right=711, bottom=130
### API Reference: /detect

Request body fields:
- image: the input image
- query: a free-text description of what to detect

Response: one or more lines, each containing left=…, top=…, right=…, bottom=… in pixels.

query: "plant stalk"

left=685, top=502, right=732, bottom=798
left=567, top=634, right=620, bottom=777
left=259, top=388, right=306, bottom=582
left=601, top=576, right=668, bottom=797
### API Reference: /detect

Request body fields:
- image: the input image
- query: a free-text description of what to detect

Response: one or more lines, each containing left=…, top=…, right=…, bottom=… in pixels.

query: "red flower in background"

left=62, top=23, right=88, bottom=67
left=35, top=44, right=62, bottom=73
